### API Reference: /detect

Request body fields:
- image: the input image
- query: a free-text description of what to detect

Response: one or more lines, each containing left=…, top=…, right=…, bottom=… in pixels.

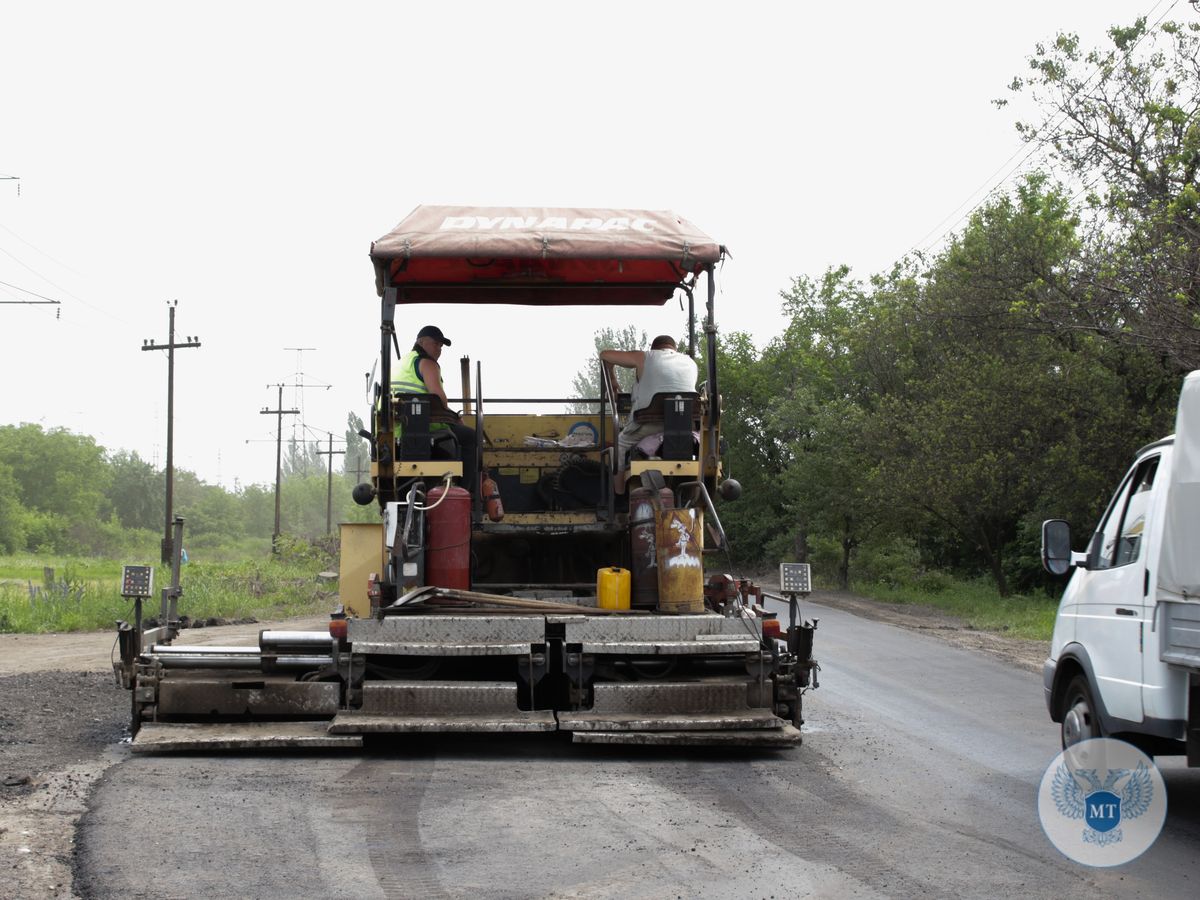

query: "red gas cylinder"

left=425, top=485, right=471, bottom=590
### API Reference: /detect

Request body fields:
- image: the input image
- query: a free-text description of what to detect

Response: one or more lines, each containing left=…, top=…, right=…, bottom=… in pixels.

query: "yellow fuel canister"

left=597, top=566, right=631, bottom=610
left=655, top=507, right=705, bottom=614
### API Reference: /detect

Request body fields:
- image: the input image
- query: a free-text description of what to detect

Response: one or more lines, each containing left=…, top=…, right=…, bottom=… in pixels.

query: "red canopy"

left=370, top=206, right=723, bottom=305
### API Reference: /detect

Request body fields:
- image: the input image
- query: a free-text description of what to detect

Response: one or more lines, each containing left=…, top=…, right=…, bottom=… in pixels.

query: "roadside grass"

left=0, top=556, right=338, bottom=634
left=849, top=576, right=1058, bottom=641
left=0, top=556, right=128, bottom=581
left=2, top=554, right=1058, bottom=639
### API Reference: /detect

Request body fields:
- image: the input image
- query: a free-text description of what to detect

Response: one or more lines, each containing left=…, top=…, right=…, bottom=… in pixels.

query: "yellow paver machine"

left=117, top=207, right=819, bottom=751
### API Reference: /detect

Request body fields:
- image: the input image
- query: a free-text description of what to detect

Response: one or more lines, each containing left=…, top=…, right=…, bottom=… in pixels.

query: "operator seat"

left=394, top=393, right=461, bottom=461
left=629, top=391, right=700, bottom=462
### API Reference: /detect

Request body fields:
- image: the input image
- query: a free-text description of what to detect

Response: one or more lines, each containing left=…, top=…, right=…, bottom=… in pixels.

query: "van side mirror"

left=1041, top=519, right=1074, bottom=576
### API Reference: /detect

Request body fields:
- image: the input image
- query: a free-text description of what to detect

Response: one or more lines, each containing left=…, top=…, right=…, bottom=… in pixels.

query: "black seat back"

left=396, top=394, right=435, bottom=460
left=633, top=392, right=698, bottom=460
left=395, top=393, right=462, bottom=463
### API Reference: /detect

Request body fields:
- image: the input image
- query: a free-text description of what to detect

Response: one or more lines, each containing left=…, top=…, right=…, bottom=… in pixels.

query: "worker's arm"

left=418, top=357, right=449, bottom=405
left=599, top=349, right=645, bottom=390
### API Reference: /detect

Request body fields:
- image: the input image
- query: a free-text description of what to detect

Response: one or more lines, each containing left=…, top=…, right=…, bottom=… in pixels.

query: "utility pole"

left=143, top=302, right=201, bottom=563
left=316, top=433, right=346, bottom=535
left=260, top=385, right=300, bottom=551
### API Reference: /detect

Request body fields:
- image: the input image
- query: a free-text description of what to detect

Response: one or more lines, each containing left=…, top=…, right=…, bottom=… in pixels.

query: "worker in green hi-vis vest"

left=390, top=324, right=478, bottom=496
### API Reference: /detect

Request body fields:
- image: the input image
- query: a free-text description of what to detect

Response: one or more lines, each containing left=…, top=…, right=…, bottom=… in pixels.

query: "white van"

left=1042, top=372, right=1200, bottom=765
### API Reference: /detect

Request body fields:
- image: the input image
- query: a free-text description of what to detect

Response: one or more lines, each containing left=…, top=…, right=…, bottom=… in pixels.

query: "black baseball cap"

left=416, top=325, right=451, bottom=346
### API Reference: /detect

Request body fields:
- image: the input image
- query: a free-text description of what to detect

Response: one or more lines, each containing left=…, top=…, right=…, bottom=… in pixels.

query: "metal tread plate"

left=351, top=641, right=537, bottom=656
left=588, top=681, right=758, bottom=715
left=361, top=680, right=523, bottom=715
left=572, top=725, right=802, bottom=747
left=579, top=639, right=759, bottom=655
left=328, top=711, right=557, bottom=733
left=559, top=710, right=785, bottom=732
left=557, top=615, right=761, bottom=643
left=350, top=616, right=547, bottom=642
left=131, top=721, right=361, bottom=753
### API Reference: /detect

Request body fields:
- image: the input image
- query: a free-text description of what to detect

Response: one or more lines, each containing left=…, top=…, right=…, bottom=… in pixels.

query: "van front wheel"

left=1061, top=674, right=1103, bottom=749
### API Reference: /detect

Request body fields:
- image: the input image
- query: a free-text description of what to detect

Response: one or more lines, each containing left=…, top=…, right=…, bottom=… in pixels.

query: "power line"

left=282, top=346, right=330, bottom=443
left=0, top=278, right=62, bottom=305
left=0, top=220, right=86, bottom=278
left=0, top=171, right=126, bottom=322
left=0, top=239, right=127, bottom=323
left=909, top=0, right=1181, bottom=259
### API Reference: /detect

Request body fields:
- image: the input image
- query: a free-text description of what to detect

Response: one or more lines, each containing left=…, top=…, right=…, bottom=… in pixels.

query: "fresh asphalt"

left=75, top=599, right=1200, bottom=898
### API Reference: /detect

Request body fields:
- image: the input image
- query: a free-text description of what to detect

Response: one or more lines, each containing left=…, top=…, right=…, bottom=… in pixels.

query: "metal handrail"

left=679, top=479, right=728, bottom=552
left=599, top=365, right=624, bottom=477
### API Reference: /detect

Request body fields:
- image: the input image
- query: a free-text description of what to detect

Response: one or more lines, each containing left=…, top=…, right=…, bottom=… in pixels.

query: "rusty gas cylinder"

left=629, top=487, right=657, bottom=608
left=654, top=506, right=704, bottom=614
left=630, top=486, right=674, bottom=608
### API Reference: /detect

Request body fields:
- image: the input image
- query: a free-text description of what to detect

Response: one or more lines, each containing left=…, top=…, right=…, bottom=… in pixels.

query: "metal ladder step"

left=558, top=680, right=785, bottom=732
left=573, top=725, right=802, bottom=747
left=589, top=681, right=760, bottom=715
left=329, top=680, right=556, bottom=733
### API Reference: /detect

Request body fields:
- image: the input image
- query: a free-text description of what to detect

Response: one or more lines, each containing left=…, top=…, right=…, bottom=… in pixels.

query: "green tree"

left=865, top=180, right=1168, bottom=594
left=344, top=412, right=371, bottom=482
left=0, top=461, right=26, bottom=553
left=183, top=484, right=246, bottom=538
left=568, top=325, right=648, bottom=413
left=284, top=435, right=325, bottom=478
left=1003, top=17, right=1200, bottom=369
left=238, top=483, right=277, bottom=539
left=0, top=424, right=110, bottom=518
left=711, top=328, right=810, bottom=565
left=735, top=265, right=899, bottom=581
left=105, top=450, right=163, bottom=531
left=0, top=424, right=112, bottom=552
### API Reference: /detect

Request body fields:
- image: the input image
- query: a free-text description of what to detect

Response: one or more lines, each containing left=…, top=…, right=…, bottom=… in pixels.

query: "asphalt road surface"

left=76, top=599, right=1200, bottom=898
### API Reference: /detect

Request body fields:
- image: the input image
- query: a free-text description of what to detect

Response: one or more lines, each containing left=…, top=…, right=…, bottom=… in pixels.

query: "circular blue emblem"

left=1038, top=737, right=1167, bottom=866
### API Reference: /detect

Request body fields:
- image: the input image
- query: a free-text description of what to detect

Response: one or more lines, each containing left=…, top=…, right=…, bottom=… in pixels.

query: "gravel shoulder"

left=0, top=597, right=1043, bottom=898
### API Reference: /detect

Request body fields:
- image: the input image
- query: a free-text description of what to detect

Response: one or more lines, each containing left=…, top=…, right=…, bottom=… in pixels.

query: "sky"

left=0, top=1, right=1174, bottom=490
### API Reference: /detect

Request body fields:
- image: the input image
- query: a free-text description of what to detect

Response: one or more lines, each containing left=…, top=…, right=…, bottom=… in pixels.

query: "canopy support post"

left=379, top=287, right=397, bottom=435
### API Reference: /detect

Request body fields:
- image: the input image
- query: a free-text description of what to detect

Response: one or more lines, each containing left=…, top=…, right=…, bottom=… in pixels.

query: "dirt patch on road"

left=0, top=671, right=126, bottom=899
